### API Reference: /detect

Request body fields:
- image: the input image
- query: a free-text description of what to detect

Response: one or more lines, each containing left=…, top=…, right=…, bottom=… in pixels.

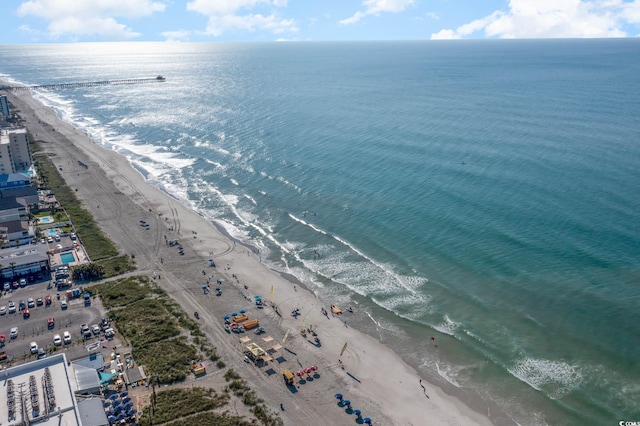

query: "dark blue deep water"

left=2, top=39, right=639, bottom=425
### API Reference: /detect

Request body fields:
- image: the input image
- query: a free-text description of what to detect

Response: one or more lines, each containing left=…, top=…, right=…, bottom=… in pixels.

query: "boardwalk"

left=0, top=76, right=166, bottom=91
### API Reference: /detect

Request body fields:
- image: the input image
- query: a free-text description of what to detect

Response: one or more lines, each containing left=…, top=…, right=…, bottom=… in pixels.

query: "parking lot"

left=0, top=278, right=110, bottom=362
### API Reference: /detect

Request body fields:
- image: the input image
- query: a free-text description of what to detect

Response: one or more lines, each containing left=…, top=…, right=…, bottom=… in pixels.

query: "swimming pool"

left=47, top=229, right=58, bottom=237
left=39, top=216, right=54, bottom=224
left=60, top=252, right=75, bottom=264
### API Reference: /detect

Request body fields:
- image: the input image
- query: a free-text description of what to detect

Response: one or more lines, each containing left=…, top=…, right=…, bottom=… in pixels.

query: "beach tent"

left=246, top=343, right=266, bottom=357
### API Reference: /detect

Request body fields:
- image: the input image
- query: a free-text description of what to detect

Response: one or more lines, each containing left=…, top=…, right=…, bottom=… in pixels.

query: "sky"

left=1, top=0, right=640, bottom=44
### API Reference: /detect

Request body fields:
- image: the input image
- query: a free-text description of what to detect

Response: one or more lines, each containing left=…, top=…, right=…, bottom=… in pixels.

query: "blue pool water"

left=60, top=252, right=75, bottom=264
left=39, top=216, right=54, bottom=224
left=47, top=229, right=57, bottom=237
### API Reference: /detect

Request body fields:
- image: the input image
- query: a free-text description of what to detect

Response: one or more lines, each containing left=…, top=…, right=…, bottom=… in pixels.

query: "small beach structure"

left=331, top=304, right=342, bottom=315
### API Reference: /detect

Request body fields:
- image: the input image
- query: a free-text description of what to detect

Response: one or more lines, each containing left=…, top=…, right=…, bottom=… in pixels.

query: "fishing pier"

left=0, top=76, right=166, bottom=91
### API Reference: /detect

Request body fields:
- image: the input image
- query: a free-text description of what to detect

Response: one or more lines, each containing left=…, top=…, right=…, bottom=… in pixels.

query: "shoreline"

left=4, top=85, right=497, bottom=426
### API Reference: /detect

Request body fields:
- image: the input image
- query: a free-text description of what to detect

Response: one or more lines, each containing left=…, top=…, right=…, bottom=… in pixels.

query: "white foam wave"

left=434, top=315, right=460, bottom=336
left=508, top=357, right=583, bottom=398
left=275, top=175, right=302, bottom=193
left=230, top=178, right=239, bottom=186
left=243, top=194, right=257, bottom=205
left=436, top=362, right=462, bottom=387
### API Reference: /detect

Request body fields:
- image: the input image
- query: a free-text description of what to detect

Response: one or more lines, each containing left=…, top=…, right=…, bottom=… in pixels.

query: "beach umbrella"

left=120, top=391, right=129, bottom=397
left=353, top=409, right=362, bottom=417
left=108, top=416, right=117, bottom=424
left=123, top=402, right=133, bottom=410
left=363, top=418, right=371, bottom=424
left=335, top=393, right=343, bottom=400
left=109, top=394, right=119, bottom=400
left=116, top=412, right=127, bottom=421
left=296, top=371, right=303, bottom=377
left=311, top=365, right=318, bottom=371
left=127, top=409, right=137, bottom=417
left=343, top=400, right=351, bottom=407
left=202, top=285, right=207, bottom=289
left=239, top=309, right=246, bottom=314
left=103, top=400, right=111, bottom=407
left=114, top=404, right=125, bottom=412
left=122, top=396, right=131, bottom=404
left=223, top=315, right=230, bottom=319
left=232, top=312, right=238, bottom=316
left=106, top=410, right=115, bottom=417
left=215, top=288, right=221, bottom=291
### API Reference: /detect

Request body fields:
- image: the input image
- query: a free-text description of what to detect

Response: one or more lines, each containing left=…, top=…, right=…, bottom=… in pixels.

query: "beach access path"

left=4, top=87, right=494, bottom=426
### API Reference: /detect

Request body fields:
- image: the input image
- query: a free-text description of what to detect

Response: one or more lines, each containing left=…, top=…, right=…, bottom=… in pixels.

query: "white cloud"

left=204, top=13, right=298, bottom=36
left=341, top=0, right=416, bottom=25
left=16, top=0, right=166, bottom=40
left=431, top=0, right=638, bottom=39
left=187, top=0, right=297, bottom=37
left=161, top=30, right=192, bottom=42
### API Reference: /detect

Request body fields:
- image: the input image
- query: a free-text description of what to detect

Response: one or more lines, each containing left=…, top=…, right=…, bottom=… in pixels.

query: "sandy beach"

left=4, top=87, right=494, bottom=426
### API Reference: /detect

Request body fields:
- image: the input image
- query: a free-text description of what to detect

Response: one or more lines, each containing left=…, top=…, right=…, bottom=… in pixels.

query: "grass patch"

left=110, top=298, right=181, bottom=348
left=136, top=337, right=197, bottom=383
left=138, top=387, right=230, bottom=426
left=90, top=276, right=152, bottom=309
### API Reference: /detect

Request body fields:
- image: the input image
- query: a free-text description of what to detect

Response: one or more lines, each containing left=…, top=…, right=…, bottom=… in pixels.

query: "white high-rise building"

left=0, top=95, right=9, bottom=119
left=0, top=128, right=32, bottom=174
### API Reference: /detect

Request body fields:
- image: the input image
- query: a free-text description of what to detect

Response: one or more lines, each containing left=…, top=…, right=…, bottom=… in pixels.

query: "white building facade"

left=0, top=128, right=32, bottom=173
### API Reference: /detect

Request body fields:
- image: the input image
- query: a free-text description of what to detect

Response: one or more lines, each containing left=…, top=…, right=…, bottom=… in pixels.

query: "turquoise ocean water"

left=1, top=40, right=639, bottom=425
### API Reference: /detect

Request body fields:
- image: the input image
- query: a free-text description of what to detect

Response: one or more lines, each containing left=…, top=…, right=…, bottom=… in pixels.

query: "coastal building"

left=0, top=241, right=50, bottom=279
left=0, top=219, right=34, bottom=246
left=0, top=95, right=9, bottom=119
left=0, top=353, right=109, bottom=426
left=0, top=197, right=28, bottom=222
left=0, top=128, right=33, bottom=173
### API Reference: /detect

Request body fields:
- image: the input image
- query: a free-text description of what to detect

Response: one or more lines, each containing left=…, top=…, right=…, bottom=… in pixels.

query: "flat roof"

left=0, top=243, right=49, bottom=266
left=0, top=353, right=82, bottom=425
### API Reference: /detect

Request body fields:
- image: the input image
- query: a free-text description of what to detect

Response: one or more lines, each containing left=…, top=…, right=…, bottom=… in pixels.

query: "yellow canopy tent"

left=246, top=343, right=266, bottom=357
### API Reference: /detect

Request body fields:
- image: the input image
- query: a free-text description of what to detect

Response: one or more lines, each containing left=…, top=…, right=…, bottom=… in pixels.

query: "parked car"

left=19, top=278, right=27, bottom=287
left=0, top=306, right=6, bottom=315
left=37, top=348, right=46, bottom=359
left=47, top=236, right=53, bottom=243
left=53, top=334, right=62, bottom=346
left=23, top=308, right=30, bottom=319
left=104, top=328, right=115, bottom=339
left=45, top=295, right=52, bottom=306
left=36, top=297, right=43, bottom=306
left=27, top=297, right=35, bottom=308
left=8, top=301, right=15, bottom=314
left=63, top=331, right=71, bottom=344
left=3, top=282, right=10, bottom=291
left=60, top=300, right=68, bottom=310
left=81, top=323, right=91, bottom=339
left=47, top=318, right=55, bottom=329
left=70, top=233, right=77, bottom=240
left=18, top=300, right=25, bottom=311
left=10, top=327, right=18, bottom=338
left=91, top=324, right=101, bottom=335
left=30, top=342, right=38, bottom=354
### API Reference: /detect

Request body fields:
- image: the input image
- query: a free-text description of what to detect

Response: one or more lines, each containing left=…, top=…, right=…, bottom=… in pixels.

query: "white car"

left=63, top=331, right=71, bottom=344
left=10, top=327, right=18, bottom=338
left=8, top=301, right=16, bottom=314
left=30, top=342, right=38, bottom=354
left=0, top=306, right=6, bottom=315
left=60, top=300, right=68, bottom=310
left=27, top=297, right=35, bottom=308
left=53, top=334, right=62, bottom=346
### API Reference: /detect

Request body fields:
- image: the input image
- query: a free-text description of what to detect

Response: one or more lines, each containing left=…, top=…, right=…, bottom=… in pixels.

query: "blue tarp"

left=99, top=371, right=117, bottom=385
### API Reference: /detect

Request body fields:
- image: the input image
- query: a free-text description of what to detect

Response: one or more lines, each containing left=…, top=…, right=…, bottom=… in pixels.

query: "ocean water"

left=1, top=39, right=639, bottom=425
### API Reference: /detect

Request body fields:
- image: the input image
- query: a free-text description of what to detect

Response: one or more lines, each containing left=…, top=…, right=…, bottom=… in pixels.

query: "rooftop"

left=0, top=353, right=82, bottom=425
